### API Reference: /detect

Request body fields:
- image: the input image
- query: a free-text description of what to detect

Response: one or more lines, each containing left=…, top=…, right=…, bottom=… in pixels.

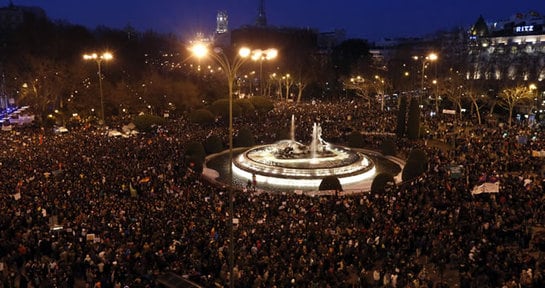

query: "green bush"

left=184, top=141, right=206, bottom=175
left=371, top=173, right=395, bottom=193
left=209, top=99, right=242, bottom=119
left=319, top=176, right=343, bottom=191
left=406, top=97, right=421, bottom=140
left=185, top=141, right=206, bottom=162
left=407, top=148, right=427, bottom=170
left=381, top=138, right=397, bottom=156
left=249, top=96, right=274, bottom=113
left=347, top=131, right=365, bottom=148
left=203, top=135, right=224, bottom=155
left=402, top=159, right=424, bottom=182
left=235, top=98, right=256, bottom=115
left=133, top=114, right=166, bottom=132
left=234, top=126, right=256, bottom=148
left=189, top=109, right=215, bottom=125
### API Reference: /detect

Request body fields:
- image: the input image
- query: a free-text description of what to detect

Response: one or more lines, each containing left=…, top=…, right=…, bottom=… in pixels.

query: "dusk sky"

left=9, top=0, right=543, bottom=41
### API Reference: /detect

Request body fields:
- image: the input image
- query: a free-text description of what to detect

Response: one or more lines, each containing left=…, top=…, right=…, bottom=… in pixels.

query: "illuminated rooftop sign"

left=515, top=25, right=534, bottom=33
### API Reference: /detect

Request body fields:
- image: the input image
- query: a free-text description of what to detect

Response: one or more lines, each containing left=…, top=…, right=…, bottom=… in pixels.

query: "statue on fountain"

left=273, top=121, right=332, bottom=159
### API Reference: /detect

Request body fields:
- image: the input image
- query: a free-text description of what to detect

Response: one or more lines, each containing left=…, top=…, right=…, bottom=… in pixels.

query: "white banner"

left=471, top=182, right=500, bottom=195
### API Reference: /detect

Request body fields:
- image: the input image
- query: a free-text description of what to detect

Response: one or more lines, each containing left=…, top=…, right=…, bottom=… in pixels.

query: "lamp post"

left=83, top=52, right=113, bottom=126
left=432, top=79, right=439, bottom=113
left=251, top=48, right=278, bottom=97
left=530, top=83, right=538, bottom=112
left=191, top=43, right=256, bottom=288
left=374, top=75, right=386, bottom=111
left=282, top=73, right=292, bottom=102
left=415, top=53, right=438, bottom=104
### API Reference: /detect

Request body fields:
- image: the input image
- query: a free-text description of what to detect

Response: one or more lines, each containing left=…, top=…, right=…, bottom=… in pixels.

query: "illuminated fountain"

left=231, top=116, right=378, bottom=189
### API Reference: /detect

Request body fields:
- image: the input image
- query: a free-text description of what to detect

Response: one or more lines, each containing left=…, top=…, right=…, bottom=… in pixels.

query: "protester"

left=1, top=100, right=544, bottom=287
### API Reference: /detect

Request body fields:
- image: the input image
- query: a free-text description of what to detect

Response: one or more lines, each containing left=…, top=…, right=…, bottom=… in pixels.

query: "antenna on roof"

left=255, top=0, right=267, bottom=27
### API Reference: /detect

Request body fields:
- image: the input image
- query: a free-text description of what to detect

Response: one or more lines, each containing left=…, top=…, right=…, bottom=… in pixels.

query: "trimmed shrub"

left=370, top=173, right=395, bottom=194
left=235, top=98, right=256, bottom=115
left=209, top=99, right=242, bottom=119
left=185, top=141, right=206, bottom=161
left=234, top=126, right=255, bottom=148
left=203, top=135, right=224, bottom=155
left=184, top=141, right=206, bottom=175
left=133, top=114, right=166, bottom=132
left=406, top=97, right=421, bottom=140
left=249, top=96, right=274, bottom=113
left=402, top=159, right=423, bottom=182
left=189, top=109, right=215, bottom=125
left=319, top=176, right=343, bottom=191
left=347, top=131, right=365, bottom=148
left=381, top=138, right=397, bottom=156
left=407, top=148, right=427, bottom=170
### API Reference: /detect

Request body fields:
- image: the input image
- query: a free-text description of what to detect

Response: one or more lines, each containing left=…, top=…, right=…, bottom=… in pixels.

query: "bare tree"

left=16, top=56, right=69, bottom=120
left=283, top=74, right=294, bottom=102
left=440, top=75, right=465, bottom=120
left=370, top=75, right=391, bottom=111
left=498, top=86, right=534, bottom=127
left=295, top=77, right=309, bottom=104
left=343, top=76, right=372, bottom=108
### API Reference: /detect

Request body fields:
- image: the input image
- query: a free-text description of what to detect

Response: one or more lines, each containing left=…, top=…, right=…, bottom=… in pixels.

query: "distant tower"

left=255, top=0, right=267, bottom=27
left=216, top=10, right=228, bottom=34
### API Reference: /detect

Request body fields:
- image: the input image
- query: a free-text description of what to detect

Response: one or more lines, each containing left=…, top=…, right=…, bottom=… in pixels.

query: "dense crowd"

left=1, top=100, right=545, bottom=287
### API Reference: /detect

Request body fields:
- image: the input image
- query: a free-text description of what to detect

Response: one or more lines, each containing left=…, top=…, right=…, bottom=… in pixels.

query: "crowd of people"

left=1, top=100, right=545, bottom=287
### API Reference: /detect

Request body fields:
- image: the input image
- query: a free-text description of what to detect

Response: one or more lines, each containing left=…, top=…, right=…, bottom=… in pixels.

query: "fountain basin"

left=203, top=120, right=402, bottom=191
left=232, top=142, right=376, bottom=188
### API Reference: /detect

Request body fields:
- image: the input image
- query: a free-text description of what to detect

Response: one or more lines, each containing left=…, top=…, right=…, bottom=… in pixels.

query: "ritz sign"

left=515, top=25, right=534, bottom=33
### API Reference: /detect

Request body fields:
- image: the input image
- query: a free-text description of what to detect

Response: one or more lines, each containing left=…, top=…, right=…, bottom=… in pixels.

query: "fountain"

left=290, top=114, right=295, bottom=142
left=229, top=116, right=379, bottom=189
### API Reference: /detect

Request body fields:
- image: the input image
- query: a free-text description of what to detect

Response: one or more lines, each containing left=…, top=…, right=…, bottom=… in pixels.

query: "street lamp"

left=530, top=83, right=538, bottom=111
left=415, top=53, right=438, bottom=104
left=83, top=52, right=113, bottom=125
left=190, top=42, right=257, bottom=288
left=282, top=73, right=292, bottom=101
left=251, top=48, right=278, bottom=97
left=374, top=75, right=386, bottom=111
left=432, top=79, right=439, bottom=113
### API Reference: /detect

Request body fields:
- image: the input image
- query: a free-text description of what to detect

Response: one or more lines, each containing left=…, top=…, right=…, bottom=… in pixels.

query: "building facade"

left=468, top=11, right=545, bottom=81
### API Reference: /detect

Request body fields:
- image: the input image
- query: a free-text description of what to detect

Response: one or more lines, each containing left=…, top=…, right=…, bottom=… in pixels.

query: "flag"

left=16, top=180, right=23, bottom=193
left=129, top=183, right=138, bottom=197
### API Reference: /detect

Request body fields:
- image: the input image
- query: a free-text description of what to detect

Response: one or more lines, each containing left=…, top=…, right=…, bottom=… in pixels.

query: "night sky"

left=9, top=0, right=543, bottom=41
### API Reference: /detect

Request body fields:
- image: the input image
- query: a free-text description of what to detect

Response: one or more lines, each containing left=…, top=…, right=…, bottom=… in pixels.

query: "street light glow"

left=102, top=52, right=113, bottom=60
left=83, top=51, right=114, bottom=125
left=251, top=49, right=262, bottom=61
left=83, top=52, right=113, bottom=61
left=427, top=53, right=438, bottom=61
left=414, top=52, right=439, bottom=104
left=190, top=43, right=208, bottom=58
left=239, top=47, right=251, bottom=58
left=251, top=48, right=277, bottom=96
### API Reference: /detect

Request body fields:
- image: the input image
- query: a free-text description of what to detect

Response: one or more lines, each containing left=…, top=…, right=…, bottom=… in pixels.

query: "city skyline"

left=7, top=0, right=544, bottom=41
